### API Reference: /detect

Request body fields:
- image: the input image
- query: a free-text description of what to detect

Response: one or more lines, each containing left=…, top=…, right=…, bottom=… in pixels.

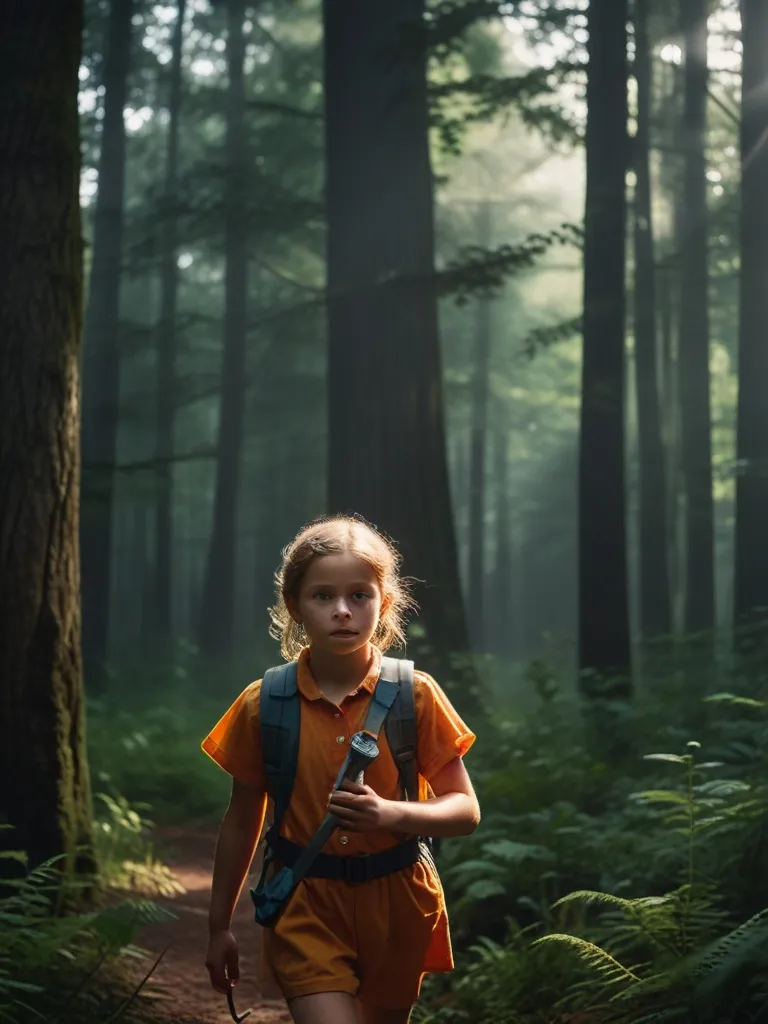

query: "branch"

left=436, top=224, right=583, bottom=303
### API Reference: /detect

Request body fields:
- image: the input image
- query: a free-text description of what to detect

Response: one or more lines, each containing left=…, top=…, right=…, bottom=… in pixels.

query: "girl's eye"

left=353, top=592, right=371, bottom=601
left=314, top=593, right=330, bottom=600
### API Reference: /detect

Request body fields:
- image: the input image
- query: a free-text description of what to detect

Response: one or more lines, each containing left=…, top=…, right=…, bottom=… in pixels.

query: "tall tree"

left=633, top=0, right=672, bottom=643
left=199, top=0, right=250, bottom=660
left=80, top=0, right=135, bottom=686
left=0, top=0, right=94, bottom=874
left=467, top=202, right=492, bottom=652
left=323, top=0, right=474, bottom=703
left=577, top=0, right=632, bottom=693
left=154, top=0, right=188, bottom=643
left=678, top=0, right=715, bottom=637
left=734, top=0, right=768, bottom=641
left=491, top=405, right=515, bottom=658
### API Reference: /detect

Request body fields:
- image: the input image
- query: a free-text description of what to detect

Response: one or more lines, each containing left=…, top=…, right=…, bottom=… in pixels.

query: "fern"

left=534, top=934, right=640, bottom=985
left=689, top=905, right=768, bottom=1008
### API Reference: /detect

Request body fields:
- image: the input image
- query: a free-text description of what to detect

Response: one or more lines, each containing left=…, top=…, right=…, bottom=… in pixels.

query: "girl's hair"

left=268, top=514, right=417, bottom=661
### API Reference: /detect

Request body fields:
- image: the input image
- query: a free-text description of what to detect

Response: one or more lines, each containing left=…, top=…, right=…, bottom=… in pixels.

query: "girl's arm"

left=208, top=778, right=267, bottom=933
left=329, top=756, right=480, bottom=838
left=390, top=756, right=480, bottom=837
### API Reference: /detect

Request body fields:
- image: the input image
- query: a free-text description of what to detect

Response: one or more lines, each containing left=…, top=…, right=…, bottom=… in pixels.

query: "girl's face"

left=291, top=551, right=389, bottom=655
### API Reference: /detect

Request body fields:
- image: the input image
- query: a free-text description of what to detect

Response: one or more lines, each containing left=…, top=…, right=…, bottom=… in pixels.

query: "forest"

left=1, top=0, right=767, bottom=1020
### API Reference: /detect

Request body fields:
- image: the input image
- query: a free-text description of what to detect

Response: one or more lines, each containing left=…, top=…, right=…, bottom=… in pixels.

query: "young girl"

left=202, top=515, right=480, bottom=1024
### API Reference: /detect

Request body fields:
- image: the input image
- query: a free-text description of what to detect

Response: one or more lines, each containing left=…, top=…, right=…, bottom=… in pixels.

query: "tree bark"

left=323, top=0, right=475, bottom=709
left=199, top=0, right=249, bottom=661
left=154, top=0, right=187, bottom=643
left=734, top=0, right=768, bottom=641
left=80, top=0, right=135, bottom=688
left=633, top=0, right=672, bottom=644
left=578, top=0, right=632, bottom=694
left=678, top=0, right=715, bottom=637
left=492, top=407, right=515, bottom=657
left=467, top=203, right=492, bottom=652
left=0, top=0, right=94, bottom=874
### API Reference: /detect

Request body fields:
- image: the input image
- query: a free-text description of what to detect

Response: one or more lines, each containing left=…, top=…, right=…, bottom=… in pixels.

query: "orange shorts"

left=261, top=859, right=449, bottom=1010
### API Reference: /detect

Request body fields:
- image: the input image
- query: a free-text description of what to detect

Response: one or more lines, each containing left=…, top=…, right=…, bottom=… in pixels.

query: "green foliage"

left=431, top=64, right=583, bottom=156
left=93, top=793, right=185, bottom=898
left=417, top=662, right=768, bottom=1021
left=88, top=696, right=230, bottom=828
left=0, top=826, right=174, bottom=1024
left=437, top=223, right=582, bottom=303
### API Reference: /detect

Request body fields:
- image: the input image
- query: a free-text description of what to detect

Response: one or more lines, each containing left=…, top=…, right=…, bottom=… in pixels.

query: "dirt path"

left=133, top=828, right=291, bottom=1024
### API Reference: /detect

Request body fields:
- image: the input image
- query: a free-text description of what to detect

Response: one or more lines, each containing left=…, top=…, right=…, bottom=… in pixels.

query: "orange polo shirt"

left=201, top=646, right=475, bottom=1005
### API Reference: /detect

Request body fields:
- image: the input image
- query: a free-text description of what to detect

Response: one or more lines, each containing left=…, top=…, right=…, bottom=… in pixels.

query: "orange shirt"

left=202, top=646, right=476, bottom=985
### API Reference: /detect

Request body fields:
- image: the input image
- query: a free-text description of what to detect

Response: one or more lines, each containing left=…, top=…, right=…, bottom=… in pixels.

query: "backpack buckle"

left=341, top=855, right=370, bottom=885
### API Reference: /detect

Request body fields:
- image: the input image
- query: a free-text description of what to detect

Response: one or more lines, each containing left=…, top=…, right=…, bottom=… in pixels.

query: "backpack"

left=260, top=656, right=418, bottom=835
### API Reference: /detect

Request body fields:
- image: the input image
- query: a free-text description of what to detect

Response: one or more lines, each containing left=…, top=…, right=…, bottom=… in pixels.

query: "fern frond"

left=691, top=906, right=768, bottom=994
left=534, top=933, right=640, bottom=984
left=552, top=890, right=636, bottom=914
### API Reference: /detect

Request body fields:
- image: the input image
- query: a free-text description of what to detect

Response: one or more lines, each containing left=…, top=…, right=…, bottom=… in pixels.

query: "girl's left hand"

left=328, top=780, right=402, bottom=832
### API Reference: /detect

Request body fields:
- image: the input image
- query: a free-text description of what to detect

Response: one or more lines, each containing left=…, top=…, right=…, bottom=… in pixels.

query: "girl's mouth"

left=331, top=629, right=357, bottom=637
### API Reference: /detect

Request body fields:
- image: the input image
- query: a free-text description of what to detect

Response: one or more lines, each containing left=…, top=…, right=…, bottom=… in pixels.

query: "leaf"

left=465, top=879, right=506, bottom=901
left=443, top=859, right=508, bottom=882
left=630, top=790, right=689, bottom=805
left=704, top=692, right=766, bottom=708
left=643, top=753, right=688, bottom=764
left=695, top=780, right=750, bottom=798
left=481, top=839, right=554, bottom=864
left=692, top=816, right=727, bottom=831
left=0, top=851, right=27, bottom=865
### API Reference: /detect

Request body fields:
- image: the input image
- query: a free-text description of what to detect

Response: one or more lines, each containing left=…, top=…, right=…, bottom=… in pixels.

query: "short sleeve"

left=201, top=680, right=266, bottom=791
left=414, top=671, right=476, bottom=782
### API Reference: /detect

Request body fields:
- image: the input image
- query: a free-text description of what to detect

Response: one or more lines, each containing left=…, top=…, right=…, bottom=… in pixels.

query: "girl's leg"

left=289, top=992, right=360, bottom=1024
left=358, top=1004, right=413, bottom=1024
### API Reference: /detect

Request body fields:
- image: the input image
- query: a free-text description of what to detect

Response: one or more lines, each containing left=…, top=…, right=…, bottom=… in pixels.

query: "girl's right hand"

left=205, top=928, right=240, bottom=993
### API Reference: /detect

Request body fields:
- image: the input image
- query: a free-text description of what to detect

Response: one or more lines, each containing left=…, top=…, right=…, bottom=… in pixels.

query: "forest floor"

left=126, top=827, right=291, bottom=1024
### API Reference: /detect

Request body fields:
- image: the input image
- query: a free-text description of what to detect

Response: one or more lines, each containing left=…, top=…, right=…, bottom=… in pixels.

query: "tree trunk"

left=0, top=0, right=94, bottom=875
left=678, top=0, right=715, bottom=637
left=658, top=257, right=682, bottom=631
left=492, top=408, right=515, bottom=658
left=80, top=0, right=134, bottom=688
left=451, top=421, right=471, bottom=592
left=323, top=0, right=475, bottom=708
left=154, top=0, right=187, bottom=644
left=657, top=59, right=685, bottom=635
left=734, top=0, right=768, bottom=642
left=578, top=0, right=632, bottom=694
left=467, top=203, right=492, bottom=652
left=633, top=0, right=672, bottom=645
left=199, top=0, right=249, bottom=661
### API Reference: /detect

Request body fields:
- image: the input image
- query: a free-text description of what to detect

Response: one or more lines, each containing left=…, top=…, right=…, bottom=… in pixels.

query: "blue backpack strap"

left=381, top=657, right=418, bottom=802
left=260, top=662, right=300, bottom=835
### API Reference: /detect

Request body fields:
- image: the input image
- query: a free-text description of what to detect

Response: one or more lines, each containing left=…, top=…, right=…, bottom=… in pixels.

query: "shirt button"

left=334, top=712, right=341, bottom=719
left=336, top=735, right=345, bottom=744
left=339, top=836, right=349, bottom=845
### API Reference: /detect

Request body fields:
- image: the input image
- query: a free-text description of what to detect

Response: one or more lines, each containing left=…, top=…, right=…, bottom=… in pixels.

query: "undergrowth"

left=413, top=662, right=768, bottom=1023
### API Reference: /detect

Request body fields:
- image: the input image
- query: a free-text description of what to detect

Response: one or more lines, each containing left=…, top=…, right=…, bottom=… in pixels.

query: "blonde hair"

left=268, top=514, right=417, bottom=661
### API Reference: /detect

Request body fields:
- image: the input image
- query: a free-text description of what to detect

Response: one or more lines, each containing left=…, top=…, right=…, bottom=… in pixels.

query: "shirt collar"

left=296, top=645, right=382, bottom=702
